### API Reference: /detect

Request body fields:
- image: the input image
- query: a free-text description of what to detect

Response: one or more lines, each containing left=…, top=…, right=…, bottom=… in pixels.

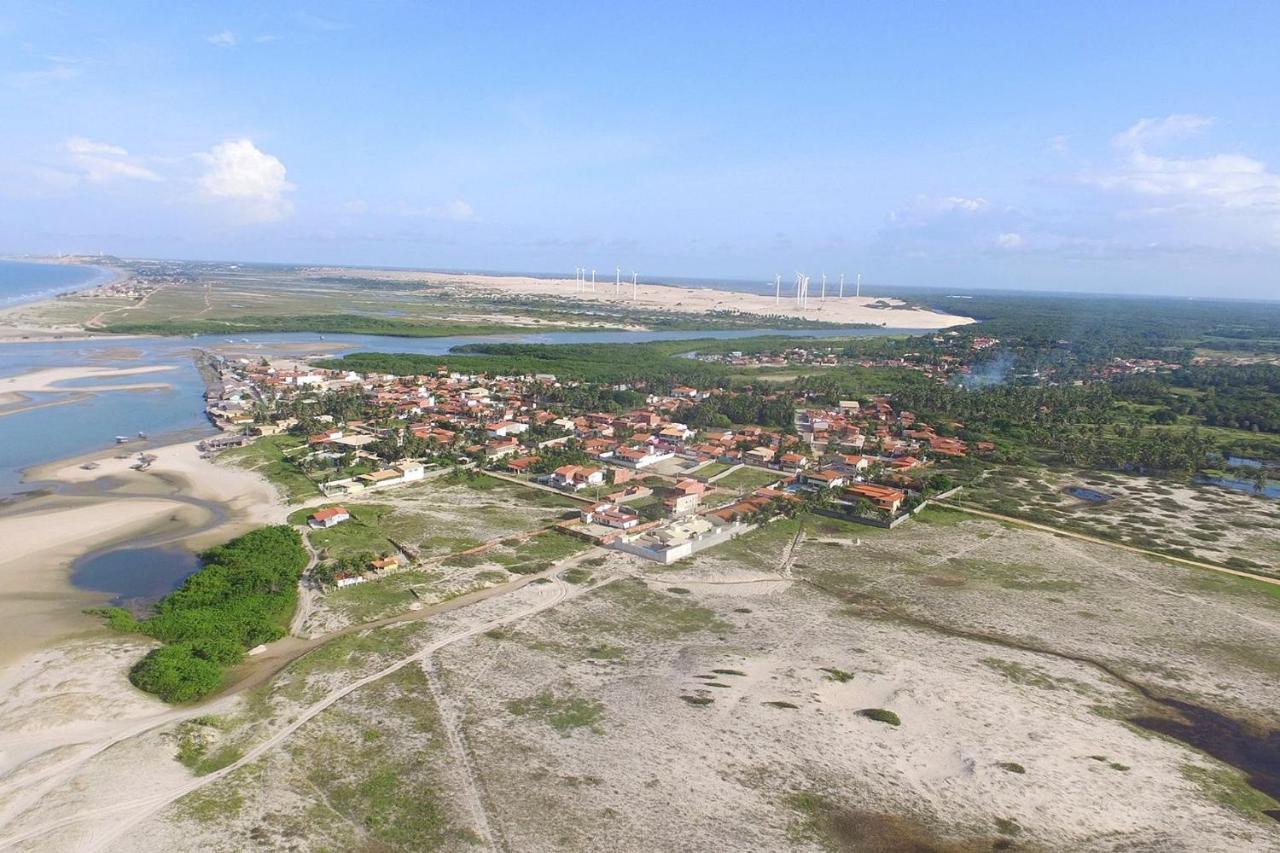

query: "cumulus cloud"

left=1111, top=113, right=1214, bottom=151
left=65, top=137, right=160, bottom=182
left=995, top=232, right=1026, bottom=250
left=197, top=139, right=295, bottom=222
left=887, top=194, right=989, bottom=227
left=206, top=30, right=238, bottom=48
left=1085, top=115, right=1280, bottom=243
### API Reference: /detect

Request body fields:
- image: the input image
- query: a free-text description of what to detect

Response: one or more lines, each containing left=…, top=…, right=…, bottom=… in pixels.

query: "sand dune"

left=306, top=267, right=976, bottom=330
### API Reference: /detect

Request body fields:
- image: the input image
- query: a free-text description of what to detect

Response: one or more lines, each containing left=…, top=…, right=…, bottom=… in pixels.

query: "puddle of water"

left=71, top=546, right=200, bottom=612
left=1196, top=476, right=1280, bottom=500
left=1064, top=486, right=1111, bottom=503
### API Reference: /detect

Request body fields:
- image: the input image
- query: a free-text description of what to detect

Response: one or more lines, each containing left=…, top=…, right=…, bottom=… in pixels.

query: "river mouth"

left=70, top=546, right=200, bottom=614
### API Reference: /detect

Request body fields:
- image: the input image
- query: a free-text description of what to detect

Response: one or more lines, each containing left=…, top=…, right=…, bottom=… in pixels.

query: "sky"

left=1, top=2, right=1278, bottom=298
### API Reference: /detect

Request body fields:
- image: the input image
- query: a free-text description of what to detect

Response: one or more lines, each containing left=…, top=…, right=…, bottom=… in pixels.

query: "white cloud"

left=434, top=199, right=475, bottom=221
left=65, top=137, right=160, bottom=182
left=197, top=139, right=295, bottom=222
left=887, top=194, right=989, bottom=226
left=1085, top=114, right=1280, bottom=244
left=206, top=30, right=238, bottom=48
left=995, top=232, right=1026, bottom=250
left=5, top=64, right=80, bottom=87
left=1112, top=114, right=1213, bottom=151
left=398, top=199, right=478, bottom=221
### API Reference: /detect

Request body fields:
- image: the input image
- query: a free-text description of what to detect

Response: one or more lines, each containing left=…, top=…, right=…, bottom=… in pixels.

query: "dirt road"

left=933, top=501, right=1280, bottom=587
left=0, top=547, right=606, bottom=852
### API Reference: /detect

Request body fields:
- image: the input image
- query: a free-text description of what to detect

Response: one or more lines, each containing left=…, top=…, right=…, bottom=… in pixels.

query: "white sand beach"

left=0, top=438, right=286, bottom=668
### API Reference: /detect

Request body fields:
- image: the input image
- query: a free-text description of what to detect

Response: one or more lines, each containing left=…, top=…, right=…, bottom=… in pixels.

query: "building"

left=845, top=483, right=906, bottom=514
left=308, top=506, right=351, bottom=528
left=663, top=479, right=706, bottom=515
left=612, top=515, right=752, bottom=564
left=801, top=469, right=846, bottom=489
left=551, top=464, right=605, bottom=491
left=486, top=421, right=529, bottom=437
left=613, top=445, right=675, bottom=469
left=580, top=501, right=641, bottom=529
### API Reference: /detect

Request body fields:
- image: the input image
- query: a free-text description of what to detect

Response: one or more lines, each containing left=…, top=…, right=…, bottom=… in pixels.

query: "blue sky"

left=2, top=2, right=1278, bottom=297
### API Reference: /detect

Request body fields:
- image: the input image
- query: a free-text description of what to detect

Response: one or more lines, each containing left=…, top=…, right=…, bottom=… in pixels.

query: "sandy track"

left=0, top=550, right=611, bottom=852
left=935, top=501, right=1280, bottom=585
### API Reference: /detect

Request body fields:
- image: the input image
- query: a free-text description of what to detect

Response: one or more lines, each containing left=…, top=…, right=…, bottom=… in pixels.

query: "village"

left=200, top=349, right=982, bottom=586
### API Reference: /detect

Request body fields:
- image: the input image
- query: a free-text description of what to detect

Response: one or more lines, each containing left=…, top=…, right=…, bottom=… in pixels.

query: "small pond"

left=71, top=546, right=201, bottom=611
left=1063, top=486, right=1112, bottom=503
left=1196, top=476, right=1280, bottom=500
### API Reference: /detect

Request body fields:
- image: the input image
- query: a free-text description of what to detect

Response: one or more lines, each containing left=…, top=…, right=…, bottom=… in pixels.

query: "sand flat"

left=305, top=267, right=976, bottom=329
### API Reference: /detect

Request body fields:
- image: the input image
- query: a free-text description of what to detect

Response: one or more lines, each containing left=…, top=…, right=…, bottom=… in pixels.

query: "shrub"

left=115, top=526, right=307, bottom=703
left=129, top=644, right=224, bottom=702
left=858, top=708, right=901, bottom=726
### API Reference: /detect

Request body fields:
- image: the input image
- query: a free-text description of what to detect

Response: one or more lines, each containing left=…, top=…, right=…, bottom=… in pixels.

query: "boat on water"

left=114, top=435, right=129, bottom=444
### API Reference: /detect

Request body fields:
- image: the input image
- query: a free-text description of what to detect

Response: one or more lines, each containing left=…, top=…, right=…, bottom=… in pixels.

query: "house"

left=309, top=506, right=351, bottom=528
left=801, top=469, right=846, bottom=489
left=777, top=452, right=810, bottom=472
left=551, top=464, right=605, bottom=491
left=663, top=479, right=706, bottom=515
left=485, top=436, right=521, bottom=459
left=745, top=446, right=776, bottom=465
left=359, top=468, right=404, bottom=487
left=580, top=501, right=641, bottom=529
left=835, top=454, right=869, bottom=473
left=370, top=555, right=400, bottom=572
left=506, top=455, right=539, bottom=473
left=845, top=483, right=906, bottom=514
left=613, top=445, right=674, bottom=469
left=486, top=421, right=528, bottom=437
left=397, top=462, right=425, bottom=481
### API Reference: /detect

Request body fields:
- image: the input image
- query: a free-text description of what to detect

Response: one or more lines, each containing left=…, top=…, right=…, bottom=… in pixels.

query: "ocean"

left=0, top=259, right=111, bottom=308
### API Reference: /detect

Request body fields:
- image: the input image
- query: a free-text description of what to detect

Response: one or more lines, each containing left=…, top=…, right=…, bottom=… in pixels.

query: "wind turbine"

left=856, top=273, right=862, bottom=298
left=591, top=269, right=596, bottom=293
left=774, top=274, right=781, bottom=306
left=615, top=266, right=621, bottom=297
left=839, top=273, right=845, bottom=298
left=632, top=271, right=638, bottom=301
left=821, top=273, right=827, bottom=303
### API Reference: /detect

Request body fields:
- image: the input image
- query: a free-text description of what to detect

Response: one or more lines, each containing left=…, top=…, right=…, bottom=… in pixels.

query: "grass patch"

left=819, top=667, right=854, bottom=683
left=1181, top=763, right=1280, bottom=821
left=858, top=708, right=901, bottom=726
left=490, top=531, right=589, bottom=574
left=713, top=466, right=782, bottom=493
left=175, top=783, right=245, bottom=824
left=995, top=761, right=1026, bottom=774
left=323, top=570, right=440, bottom=623
left=220, top=434, right=318, bottom=502
left=562, top=566, right=593, bottom=585
left=576, top=578, right=731, bottom=640
left=506, top=689, right=605, bottom=735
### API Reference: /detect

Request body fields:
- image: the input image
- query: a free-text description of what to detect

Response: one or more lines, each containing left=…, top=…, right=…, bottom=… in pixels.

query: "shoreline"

left=0, top=259, right=130, bottom=342
left=0, top=437, right=286, bottom=669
